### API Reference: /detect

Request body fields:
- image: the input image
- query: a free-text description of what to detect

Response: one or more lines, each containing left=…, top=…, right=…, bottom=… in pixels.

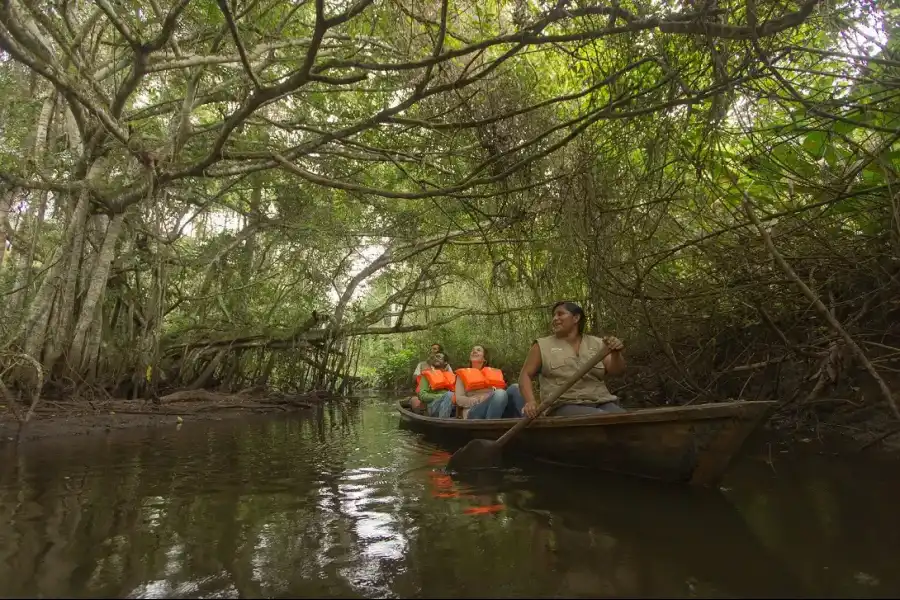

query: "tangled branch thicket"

left=0, top=0, right=896, bottom=444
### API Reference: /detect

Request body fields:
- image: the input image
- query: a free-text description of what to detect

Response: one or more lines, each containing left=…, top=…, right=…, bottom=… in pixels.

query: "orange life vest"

left=421, top=368, right=456, bottom=391
left=455, top=367, right=507, bottom=392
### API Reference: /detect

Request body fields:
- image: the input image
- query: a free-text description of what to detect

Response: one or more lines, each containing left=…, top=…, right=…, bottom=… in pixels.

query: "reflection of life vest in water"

left=425, top=452, right=504, bottom=513
left=420, top=368, right=456, bottom=392
left=455, top=367, right=507, bottom=391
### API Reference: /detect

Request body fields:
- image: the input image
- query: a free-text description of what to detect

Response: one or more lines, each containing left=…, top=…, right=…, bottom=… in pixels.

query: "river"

left=0, top=395, right=897, bottom=598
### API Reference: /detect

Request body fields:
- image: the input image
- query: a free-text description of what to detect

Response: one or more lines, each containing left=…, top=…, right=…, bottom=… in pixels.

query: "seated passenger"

left=411, top=352, right=456, bottom=418
left=453, top=345, right=510, bottom=419
left=507, top=301, right=627, bottom=418
left=413, top=343, right=453, bottom=393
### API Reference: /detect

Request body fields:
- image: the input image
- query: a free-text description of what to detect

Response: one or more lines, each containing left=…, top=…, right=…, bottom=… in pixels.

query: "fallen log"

left=158, top=390, right=247, bottom=404
left=194, top=402, right=289, bottom=412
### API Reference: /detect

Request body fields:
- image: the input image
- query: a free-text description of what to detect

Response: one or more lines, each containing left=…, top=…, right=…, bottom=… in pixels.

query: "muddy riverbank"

left=0, top=390, right=333, bottom=444
left=2, top=389, right=897, bottom=458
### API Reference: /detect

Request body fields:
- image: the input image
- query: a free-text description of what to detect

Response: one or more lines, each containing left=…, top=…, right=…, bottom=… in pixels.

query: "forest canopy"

left=0, top=0, right=897, bottom=434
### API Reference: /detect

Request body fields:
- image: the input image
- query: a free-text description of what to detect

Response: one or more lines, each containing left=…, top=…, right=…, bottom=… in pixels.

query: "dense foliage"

left=0, top=0, right=897, bottom=438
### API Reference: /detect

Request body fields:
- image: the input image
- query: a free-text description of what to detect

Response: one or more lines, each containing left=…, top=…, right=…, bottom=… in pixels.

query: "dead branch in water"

left=857, top=427, right=900, bottom=452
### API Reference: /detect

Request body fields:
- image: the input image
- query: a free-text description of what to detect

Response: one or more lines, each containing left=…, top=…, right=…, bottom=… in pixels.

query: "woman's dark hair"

left=430, top=343, right=444, bottom=353
left=552, top=301, right=586, bottom=334
left=472, top=344, right=491, bottom=367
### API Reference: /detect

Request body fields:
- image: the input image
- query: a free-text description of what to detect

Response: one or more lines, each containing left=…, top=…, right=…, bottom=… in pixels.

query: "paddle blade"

left=446, top=439, right=503, bottom=471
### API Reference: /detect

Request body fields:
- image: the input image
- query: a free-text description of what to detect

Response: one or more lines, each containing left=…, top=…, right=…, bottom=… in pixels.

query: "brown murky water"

left=0, top=396, right=897, bottom=598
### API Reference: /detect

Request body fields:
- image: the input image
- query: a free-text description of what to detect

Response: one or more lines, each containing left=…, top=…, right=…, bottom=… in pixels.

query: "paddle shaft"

left=493, top=343, right=614, bottom=448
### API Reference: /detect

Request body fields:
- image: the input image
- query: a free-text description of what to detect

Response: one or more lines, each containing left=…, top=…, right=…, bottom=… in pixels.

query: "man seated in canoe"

left=412, top=343, right=452, bottom=389
left=508, top=301, right=627, bottom=417
left=410, top=352, right=456, bottom=418
left=410, top=343, right=453, bottom=407
left=452, top=344, right=514, bottom=419
left=413, top=343, right=453, bottom=381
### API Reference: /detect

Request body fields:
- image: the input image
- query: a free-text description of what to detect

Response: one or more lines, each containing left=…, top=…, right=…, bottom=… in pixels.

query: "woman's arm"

left=417, top=377, right=446, bottom=404
left=453, top=378, right=476, bottom=408
left=601, top=336, right=626, bottom=376
left=603, top=351, right=626, bottom=376
left=518, top=343, right=543, bottom=416
left=453, top=377, right=491, bottom=408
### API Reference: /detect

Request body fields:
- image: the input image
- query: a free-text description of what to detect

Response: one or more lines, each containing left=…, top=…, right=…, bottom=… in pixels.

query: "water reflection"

left=0, top=398, right=897, bottom=598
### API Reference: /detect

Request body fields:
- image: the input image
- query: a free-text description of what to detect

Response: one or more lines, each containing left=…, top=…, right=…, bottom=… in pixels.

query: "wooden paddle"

left=446, top=342, right=614, bottom=471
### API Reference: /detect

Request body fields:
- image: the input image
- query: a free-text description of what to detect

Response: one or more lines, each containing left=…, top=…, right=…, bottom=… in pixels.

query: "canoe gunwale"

left=396, top=399, right=775, bottom=431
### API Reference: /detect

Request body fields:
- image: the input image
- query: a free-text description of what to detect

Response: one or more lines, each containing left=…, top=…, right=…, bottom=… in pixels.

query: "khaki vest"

left=536, top=335, right=616, bottom=404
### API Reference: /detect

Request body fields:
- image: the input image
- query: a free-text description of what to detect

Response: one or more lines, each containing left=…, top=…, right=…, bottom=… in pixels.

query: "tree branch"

left=94, top=0, right=140, bottom=49
left=735, top=177, right=899, bottom=420
left=216, top=0, right=261, bottom=89
left=316, top=0, right=820, bottom=73
left=145, top=0, right=192, bottom=52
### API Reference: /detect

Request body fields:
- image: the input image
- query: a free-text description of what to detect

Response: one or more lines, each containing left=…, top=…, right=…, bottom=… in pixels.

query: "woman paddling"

left=453, top=345, right=511, bottom=419
left=508, top=301, right=626, bottom=417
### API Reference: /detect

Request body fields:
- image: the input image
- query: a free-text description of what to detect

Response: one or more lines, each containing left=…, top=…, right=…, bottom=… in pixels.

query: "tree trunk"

left=329, top=338, right=350, bottom=394
left=0, top=188, right=14, bottom=271
left=45, top=209, right=86, bottom=369
left=6, top=191, right=48, bottom=315
left=1, top=92, right=55, bottom=336
left=256, top=352, right=276, bottom=387
left=79, top=214, right=108, bottom=296
left=32, top=93, right=56, bottom=161
left=189, top=350, right=226, bottom=390
left=68, top=212, right=125, bottom=374
left=82, top=301, right=105, bottom=382
left=132, top=244, right=167, bottom=398
left=20, top=159, right=103, bottom=365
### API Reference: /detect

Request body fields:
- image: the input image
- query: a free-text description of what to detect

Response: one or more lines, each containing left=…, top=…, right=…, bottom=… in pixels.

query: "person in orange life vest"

left=411, top=352, right=456, bottom=418
left=413, top=343, right=452, bottom=379
left=453, top=345, right=512, bottom=419
left=411, top=343, right=453, bottom=398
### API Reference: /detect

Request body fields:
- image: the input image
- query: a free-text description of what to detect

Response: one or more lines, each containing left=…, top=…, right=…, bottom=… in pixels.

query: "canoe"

left=396, top=399, right=776, bottom=486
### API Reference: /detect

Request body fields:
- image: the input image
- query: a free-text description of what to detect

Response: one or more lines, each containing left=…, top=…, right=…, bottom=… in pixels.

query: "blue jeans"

left=505, top=384, right=624, bottom=416
left=505, top=384, right=526, bottom=418
left=426, top=392, right=455, bottom=418
left=465, top=389, right=510, bottom=419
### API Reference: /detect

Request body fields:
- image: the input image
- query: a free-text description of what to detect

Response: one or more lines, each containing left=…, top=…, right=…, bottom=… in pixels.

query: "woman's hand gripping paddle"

left=446, top=343, right=614, bottom=471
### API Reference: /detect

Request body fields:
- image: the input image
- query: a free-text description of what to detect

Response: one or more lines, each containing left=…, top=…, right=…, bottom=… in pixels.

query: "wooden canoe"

left=397, top=399, right=776, bottom=486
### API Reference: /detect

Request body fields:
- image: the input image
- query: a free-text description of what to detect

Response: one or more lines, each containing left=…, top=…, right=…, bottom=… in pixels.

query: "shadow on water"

left=0, top=396, right=897, bottom=598
left=448, top=464, right=805, bottom=598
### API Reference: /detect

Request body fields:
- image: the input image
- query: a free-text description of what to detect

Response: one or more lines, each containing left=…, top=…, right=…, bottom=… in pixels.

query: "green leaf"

left=748, top=181, right=775, bottom=203
left=824, top=146, right=839, bottom=168
left=770, top=145, right=816, bottom=178
left=861, top=168, right=884, bottom=185
left=833, top=119, right=857, bottom=136
left=803, top=131, right=828, bottom=158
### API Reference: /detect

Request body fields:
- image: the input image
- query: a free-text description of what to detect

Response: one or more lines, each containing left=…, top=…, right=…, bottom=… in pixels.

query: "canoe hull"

left=397, top=400, right=775, bottom=486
